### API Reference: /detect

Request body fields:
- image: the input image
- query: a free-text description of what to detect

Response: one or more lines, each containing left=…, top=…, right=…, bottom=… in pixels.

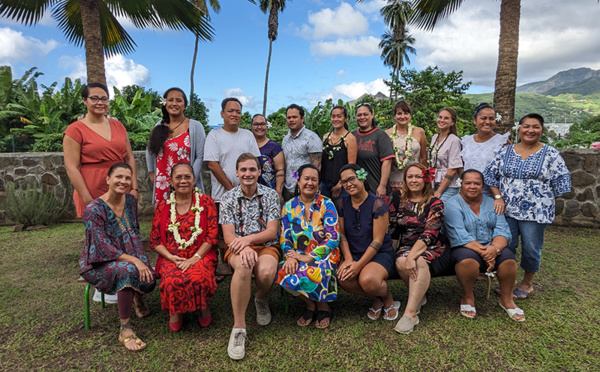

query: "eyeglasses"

left=88, top=96, right=109, bottom=103
left=252, top=122, right=267, bottom=127
left=340, top=176, right=357, bottom=186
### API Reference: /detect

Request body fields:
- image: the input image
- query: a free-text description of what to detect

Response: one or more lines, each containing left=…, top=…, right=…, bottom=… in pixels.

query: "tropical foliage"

left=552, top=115, right=600, bottom=148
left=5, top=181, right=65, bottom=227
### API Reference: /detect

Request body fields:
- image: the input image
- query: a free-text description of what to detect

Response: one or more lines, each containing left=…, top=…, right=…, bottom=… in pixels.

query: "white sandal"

left=383, top=301, right=401, bottom=321
left=367, top=303, right=383, bottom=320
left=460, top=304, right=477, bottom=319
left=498, top=301, right=525, bottom=322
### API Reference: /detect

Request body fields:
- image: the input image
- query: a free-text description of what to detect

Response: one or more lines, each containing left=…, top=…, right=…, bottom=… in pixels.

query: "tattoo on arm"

left=369, top=241, right=382, bottom=252
left=309, top=152, right=322, bottom=169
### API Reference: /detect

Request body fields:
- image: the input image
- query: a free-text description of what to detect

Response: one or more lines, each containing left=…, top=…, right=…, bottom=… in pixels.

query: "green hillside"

left=465, top=92, right=600, bottom=123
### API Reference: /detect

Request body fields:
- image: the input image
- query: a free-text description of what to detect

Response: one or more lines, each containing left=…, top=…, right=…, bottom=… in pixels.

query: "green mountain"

left=466, top=68, right=600, bottom=123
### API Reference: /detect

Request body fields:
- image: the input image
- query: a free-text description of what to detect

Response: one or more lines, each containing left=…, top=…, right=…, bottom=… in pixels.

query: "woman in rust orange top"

left=63, top=83, right=138, bottom=218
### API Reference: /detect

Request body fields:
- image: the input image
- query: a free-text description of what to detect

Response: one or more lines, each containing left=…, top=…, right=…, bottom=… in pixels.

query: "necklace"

left=167, top=188, right=203, bottom=250
left=169, top=117, right=186, bottom=134
left=324, top=131, right=348, bottom=160
left=390, top=124, right=414, bottom=171
left=428, top=133, right=450, bottom=168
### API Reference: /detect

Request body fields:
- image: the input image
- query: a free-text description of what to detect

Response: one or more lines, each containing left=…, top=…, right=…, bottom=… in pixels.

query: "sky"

left=1, top=0, right=600, bottom=126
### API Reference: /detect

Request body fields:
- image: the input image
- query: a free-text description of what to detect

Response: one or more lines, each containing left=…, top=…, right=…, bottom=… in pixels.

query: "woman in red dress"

left=150, top=163, right=218, bottom=331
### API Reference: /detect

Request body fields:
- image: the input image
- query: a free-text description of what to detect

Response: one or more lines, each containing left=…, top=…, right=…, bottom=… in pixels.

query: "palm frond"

left=409, top=0, right=465, bottom=31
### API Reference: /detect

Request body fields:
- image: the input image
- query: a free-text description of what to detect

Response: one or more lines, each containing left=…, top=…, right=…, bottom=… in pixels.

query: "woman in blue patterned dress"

left=80, top=163, right=155, bottom=351
left=484, top=114, right=571, bottom=299
left=275, top=164, right=340, bottom=329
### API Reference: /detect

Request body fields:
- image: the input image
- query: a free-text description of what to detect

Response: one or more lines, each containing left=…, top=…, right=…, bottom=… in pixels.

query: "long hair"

left=400, top=163, right=434, bottom=210
left=438, top=107, right=458, bottom=136
left=148, top=87, right=188, bottom=156
left=330, top=105, right=349, bottom=130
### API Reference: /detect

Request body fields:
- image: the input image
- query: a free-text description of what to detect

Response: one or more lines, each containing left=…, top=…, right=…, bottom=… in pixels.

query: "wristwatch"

left=494, top=194, right=502, bottom=200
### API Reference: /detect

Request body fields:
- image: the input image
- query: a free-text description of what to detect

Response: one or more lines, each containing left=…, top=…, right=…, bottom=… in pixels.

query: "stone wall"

left=0, top=149, right=599, bottom=228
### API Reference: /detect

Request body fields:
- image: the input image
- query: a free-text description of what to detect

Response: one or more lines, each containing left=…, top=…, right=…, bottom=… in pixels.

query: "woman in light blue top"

left=484, top=113, right=571, bottom=299
left=445, top=170, right=524, bottom=322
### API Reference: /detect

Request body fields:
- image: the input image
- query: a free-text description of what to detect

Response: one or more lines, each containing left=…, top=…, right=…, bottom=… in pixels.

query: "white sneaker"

left=254, top=297, right=272, bottom=326
left=227, top=329, right=247, bottom=360
left=92, top=289, right=118, bottom=304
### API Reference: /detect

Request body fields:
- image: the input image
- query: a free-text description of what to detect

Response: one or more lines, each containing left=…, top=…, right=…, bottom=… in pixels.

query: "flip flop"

left=367, top=301, right=384, bottom=321
left=119, top=333, right=146, bottom=351
left=498, top=301, right=525, bottom=322
left=383, top=301, right=401, bottom=321
left=460, top=304, right=477, bottom=319
left=513, top=288, right=533, bottom=299
left=315, top=310, right=331, bottom=329
left=297, top=309, right=316, bottom=327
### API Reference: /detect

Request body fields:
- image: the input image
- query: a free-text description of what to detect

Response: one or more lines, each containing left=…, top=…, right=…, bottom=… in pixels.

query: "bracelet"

left=194, top=253, right=202, bottom=260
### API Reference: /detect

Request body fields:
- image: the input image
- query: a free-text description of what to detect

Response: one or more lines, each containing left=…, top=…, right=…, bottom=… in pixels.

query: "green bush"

left=31, top=133, right=63, bottom=152
left=129, top=131, right=151, bottom=151
left=5, top=182, right=65, bottom=227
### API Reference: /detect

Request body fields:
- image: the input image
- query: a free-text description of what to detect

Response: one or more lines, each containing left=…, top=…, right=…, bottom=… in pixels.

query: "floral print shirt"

left=483, top=144, right=571, bottom=224
left=154, top=130, right=191, bottom=204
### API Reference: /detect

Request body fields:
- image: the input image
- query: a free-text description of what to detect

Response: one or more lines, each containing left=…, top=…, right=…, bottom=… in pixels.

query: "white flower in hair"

left=267, top=121, right=272, bottom=129
left=160, top=97, right=167, bottom=106
left=495, top=113, right=502, bottom=122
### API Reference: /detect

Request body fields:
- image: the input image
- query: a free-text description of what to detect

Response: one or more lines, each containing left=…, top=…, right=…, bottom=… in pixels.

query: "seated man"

left=444, top=169, right=524, bottom=322
left=219, top=153, right=281, bottom=360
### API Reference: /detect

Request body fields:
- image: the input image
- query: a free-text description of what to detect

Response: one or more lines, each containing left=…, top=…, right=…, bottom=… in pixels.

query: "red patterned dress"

left=154, top=130, right=191, bottom=204
left=150, top=193, right=218, bottom=316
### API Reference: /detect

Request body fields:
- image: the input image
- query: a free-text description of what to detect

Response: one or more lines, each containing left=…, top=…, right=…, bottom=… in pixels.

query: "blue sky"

left=1, top=0, right=599, bottom=125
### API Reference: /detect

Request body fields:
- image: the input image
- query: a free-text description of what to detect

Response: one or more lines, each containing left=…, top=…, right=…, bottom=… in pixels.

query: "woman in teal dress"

left=275, top=164, right=340, bottom=329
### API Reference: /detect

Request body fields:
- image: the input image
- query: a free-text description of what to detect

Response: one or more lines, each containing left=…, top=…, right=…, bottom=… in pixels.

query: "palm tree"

left=257, top=0, right=288, bottom=117
left=381, top=0, right=412, bottom=44
left=379, top=29, right=416, bottom=99
left=189, top=0, right=221, bottom=99
left=0, top=0, right=214, bottom=86
left=406, top=0, right=521, bottom=134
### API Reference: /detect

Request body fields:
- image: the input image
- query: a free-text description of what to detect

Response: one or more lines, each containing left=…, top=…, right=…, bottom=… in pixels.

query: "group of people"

left=66, top=84, right=571, bottom=359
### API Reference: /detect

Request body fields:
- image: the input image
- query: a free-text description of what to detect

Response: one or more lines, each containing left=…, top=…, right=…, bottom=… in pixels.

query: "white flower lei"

left=167, top=187, right=203, bottom=250
left=391, top=124, right=414, bottom=171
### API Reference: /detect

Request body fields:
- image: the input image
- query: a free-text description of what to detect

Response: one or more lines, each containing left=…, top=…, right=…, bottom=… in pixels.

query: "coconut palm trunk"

left=263, top=38, right=273, bottom=116
left=79, top=0, right=106, bottom=85
left=262, top=5, right=279, bottom=117
left=191, top=35, right=200, bottom=98
left=493, top=0, right=521, bottom=135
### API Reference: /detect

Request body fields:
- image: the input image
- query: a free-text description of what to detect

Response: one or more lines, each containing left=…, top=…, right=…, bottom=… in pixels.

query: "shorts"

left=224, top=244, right=281, bottom=265
left=451, top=246, right=516, bottom=272
left=350, top=248, right=396, bottom=279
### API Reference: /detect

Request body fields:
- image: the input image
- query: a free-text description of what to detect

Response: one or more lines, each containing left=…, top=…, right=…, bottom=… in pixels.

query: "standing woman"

left=275, top=164, right=340, bottom=329
left=388, top=163, right=451, bottom=334
left=64, top=82, right=139, bottom=304
left=461, top=103, right=510, bottom=197
left=484, top=114, right=571, bottom=299
left=150, top=163, right=219, bottom=331
left=336, top=164, right=399, bottom=321
left=147, top=87, right=206, bottom=204
left=385, top=100, right=427, bottom=190
left=320, top=105, right=357, bottom=200
left=250, top=114, right=285, bottom=199
left=352, top=103, right=395, bottom=199
left=80, top=163, right=155, bottom=351
left=429, top=107, right=464, bottom=202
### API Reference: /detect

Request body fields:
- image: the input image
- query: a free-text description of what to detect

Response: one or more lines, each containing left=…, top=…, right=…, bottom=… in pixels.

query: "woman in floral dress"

left=276, top=164, right=340, bottom=329
left=150, top=163, right=219, bottom=331
left=146, top=87, right=206, bottom=204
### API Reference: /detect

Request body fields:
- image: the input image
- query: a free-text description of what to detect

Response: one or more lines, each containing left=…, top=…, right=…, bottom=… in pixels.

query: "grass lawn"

left=0, top=223, right=598, bottom=371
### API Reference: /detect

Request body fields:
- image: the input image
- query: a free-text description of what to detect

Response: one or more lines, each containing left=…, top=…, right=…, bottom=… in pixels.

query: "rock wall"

left=0, top=149, right=599, bottom=227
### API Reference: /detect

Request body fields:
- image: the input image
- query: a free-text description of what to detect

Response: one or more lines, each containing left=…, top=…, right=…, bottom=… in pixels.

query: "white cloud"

left=337, top=69, right=347, bottom=79
left=311, top=36, right=380, bottom=57
left=410, top=0, right=600, bottom=90
left=331, top=78, right=388, bottom=100
left=59, top=54, right=150, bottom=90
left=222, top=88, right=257, bottom=110
left=355, top=0, right=387, bottom=15
left=298, top=3, right=368, bottom=39
left=0, top=27, right=59, bottom=65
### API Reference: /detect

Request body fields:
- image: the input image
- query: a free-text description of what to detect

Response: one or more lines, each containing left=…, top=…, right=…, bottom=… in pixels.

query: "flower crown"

left=356, top=168, right=368, bottom=181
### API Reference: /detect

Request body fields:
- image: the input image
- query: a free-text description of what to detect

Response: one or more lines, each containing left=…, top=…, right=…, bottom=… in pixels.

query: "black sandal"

left=297, top=309, right=316, bottom=327
left=315, top=310, right=331, bottom=329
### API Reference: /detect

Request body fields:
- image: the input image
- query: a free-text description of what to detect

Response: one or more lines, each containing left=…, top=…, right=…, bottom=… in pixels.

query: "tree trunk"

left=263, top=39, right=273, bottom=117
left=493, top=0, right=521, bottom=135
left=191, top=35, right=200, bottom=98
left=79, top=0, right=106, bottom=86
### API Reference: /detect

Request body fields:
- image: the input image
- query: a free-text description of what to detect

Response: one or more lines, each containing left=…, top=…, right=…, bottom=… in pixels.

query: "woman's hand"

left=376, top=185, right=386, bottom=199
left=480, top=245, right=497, bottom=263
left=133, top=259, right=154, bottom=283
left=169, top=253, right=186, bottom=265
left=332, top=183, right=342, bottom=199
left=283, top=257, right=298, bottom=275
left=493, top=197, right=505, bottom=215
left=404, top=257, right=419, bottom=282
left=177, top=256, right=199, bottom=273
left=287, top=251, right=314, bottom=264
left=338, top=260, right=359, bottom=281
left=130, top=189, right=139, bottom=200
left=239, top=247, right=258, bottom=269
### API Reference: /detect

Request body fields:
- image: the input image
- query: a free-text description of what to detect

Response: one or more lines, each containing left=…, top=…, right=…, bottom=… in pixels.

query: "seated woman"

left=445, top=170, right=524, bottom=322
left=275, top=164, right=340, bottom=329
left=80, top=163, right=155, bottom=351
left=150, top=163, right=219, bottom=332
left=337, top=164, right=399, bottom=321
left=388, top=163, right=452, bottom=334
